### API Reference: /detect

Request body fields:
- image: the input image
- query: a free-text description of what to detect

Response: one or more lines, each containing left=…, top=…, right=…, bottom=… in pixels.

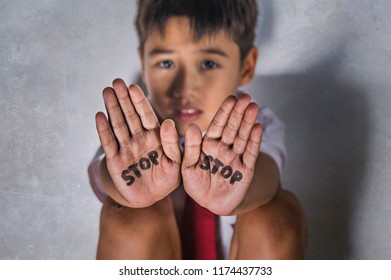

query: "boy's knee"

left=242, top=189, right=305, bottom=233
left=98, top=197, right=181, bottom=259
left=233, top=189, right=307, bottom=259
left=263, top=190, right=306, bottom=241
left=274, top=189, right=306, bottom=225
left=273, top=190, right=307, bottom=241
left=99, top=197, right=139, bottom=240
left=100, top=196, right=171, bottom=230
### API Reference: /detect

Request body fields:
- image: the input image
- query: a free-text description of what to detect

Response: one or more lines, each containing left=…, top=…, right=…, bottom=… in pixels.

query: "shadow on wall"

left=247, top=0, right=370, bottom=260
left=247, top=50, right=369, bottom=259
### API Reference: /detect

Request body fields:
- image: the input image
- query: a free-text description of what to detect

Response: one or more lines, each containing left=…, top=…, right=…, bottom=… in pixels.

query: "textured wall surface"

left=1, top=0, right=390, bottom=259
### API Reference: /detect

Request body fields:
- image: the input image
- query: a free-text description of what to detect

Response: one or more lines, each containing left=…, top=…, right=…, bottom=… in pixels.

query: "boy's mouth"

left=174, top=107, right=203, bottom=122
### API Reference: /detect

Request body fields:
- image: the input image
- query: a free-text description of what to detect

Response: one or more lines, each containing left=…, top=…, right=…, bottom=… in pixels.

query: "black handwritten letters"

left=121, top=151, right=159, bottom=186
left=200, top=155, right=243, bottom=185
left=121, top=151, right=243, bottom=187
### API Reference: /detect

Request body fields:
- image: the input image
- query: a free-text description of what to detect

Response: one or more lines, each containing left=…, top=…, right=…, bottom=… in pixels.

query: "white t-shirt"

left=88, top=106, right=286, bottom=259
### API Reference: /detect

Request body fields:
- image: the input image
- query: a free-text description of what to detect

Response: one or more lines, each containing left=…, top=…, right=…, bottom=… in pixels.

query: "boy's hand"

left=95, top=79, right=181, bottom=207
left=181, top=94, right=262, bottom=215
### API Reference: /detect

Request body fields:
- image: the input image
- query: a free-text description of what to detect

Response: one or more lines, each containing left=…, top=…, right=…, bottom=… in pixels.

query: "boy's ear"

left=138, top=47, right=146, bottom=83
left=239, top=46, right=259, bottom=86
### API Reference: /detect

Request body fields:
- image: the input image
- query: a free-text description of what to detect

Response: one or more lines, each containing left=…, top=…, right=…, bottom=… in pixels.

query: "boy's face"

left=139, top=17, right=257, bottom=136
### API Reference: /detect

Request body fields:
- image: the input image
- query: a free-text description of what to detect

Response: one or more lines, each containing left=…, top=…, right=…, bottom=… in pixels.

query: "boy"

left=88, top=0, right=307, bottom=259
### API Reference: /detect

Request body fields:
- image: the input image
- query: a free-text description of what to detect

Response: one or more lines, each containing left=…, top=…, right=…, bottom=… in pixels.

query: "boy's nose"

left=172, top=67, right=199, bottom=99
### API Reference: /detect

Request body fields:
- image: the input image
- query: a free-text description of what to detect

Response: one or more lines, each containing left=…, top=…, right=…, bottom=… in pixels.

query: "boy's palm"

left=181, top=94, right=262, bottom=215
left=95, top=79, right=181, bottom=207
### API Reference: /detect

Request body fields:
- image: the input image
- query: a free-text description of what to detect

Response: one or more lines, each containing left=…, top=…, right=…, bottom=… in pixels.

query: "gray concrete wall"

left=1, top=0, right=390, bottom=259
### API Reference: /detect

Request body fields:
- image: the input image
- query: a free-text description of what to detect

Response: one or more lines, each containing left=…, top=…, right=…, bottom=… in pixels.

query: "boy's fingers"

left=95, top=112, right=118, bottom=160
left=161, top=119, right=181, bottom=164
left=112, top=79, right=143, bottom=136
left=233, top=102, right=260, bottom=154
left=183, top=124, right=202, bottom=168
left=128, top=84, right=159, bottom=130
left=205, top=95, right=236, bottom=139
left=221, top=94, right=251, bottom=145
left=242, top=123, right=262, bottom=168
left=103, top=88, right=131, bottom=147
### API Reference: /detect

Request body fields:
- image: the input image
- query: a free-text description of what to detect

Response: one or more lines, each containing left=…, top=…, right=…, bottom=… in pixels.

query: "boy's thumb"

left=183, top=124, right=202, bottom=168
left=160, top=119, right=181, bottom=164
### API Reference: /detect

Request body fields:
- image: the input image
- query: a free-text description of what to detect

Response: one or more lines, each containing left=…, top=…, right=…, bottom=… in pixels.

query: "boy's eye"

left=201, top=60, right=218, bottom=70
left=158, top=60, right=175, bottom=69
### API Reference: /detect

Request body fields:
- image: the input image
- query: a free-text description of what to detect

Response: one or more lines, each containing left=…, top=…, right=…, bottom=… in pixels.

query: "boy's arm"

left=233, top=151, right=280, bottom=215
left=235, top=105, right=286, bottom=214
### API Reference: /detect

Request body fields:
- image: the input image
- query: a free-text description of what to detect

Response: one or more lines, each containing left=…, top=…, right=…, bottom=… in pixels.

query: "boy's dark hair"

left=135, top=0, right=258, bottom=62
